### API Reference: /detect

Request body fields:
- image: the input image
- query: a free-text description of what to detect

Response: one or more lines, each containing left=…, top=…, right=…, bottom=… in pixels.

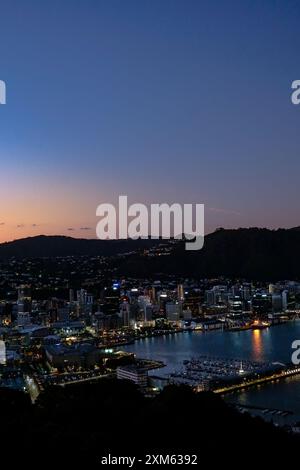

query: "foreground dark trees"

left=0, top=380, right=297, bottom=466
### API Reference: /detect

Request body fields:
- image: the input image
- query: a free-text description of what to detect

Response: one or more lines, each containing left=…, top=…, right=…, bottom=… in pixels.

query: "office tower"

left=57, top=307, right=70, bottom=322
left=101, top=287, right=120, bottom=315
left=149, top=286, right=157, bottom=303
left=205, top=290, right=215, bottom=306
left=166, top=302, right=182, bottom=322
left=17, top=285, right=32, bottom=314
left=69, top=289, right=74, bottom=303
left=158, top=292, right=169, bottom=315
left=177, top=284, right=184, bottom=301
left=184, top=290, right=201, bottom=315
left=77, top=289, right=88, bottom=306
left=242, top=285, right=251, bottom=301
left=272, top=294, right=282, bottom=312
left=0, top=340, right=6, bottom=365
left=183, top=308, right=192, bottom=320
left=120, top=301, right=130, bottom=327
left=228, top=296, right=243, bottom=315
left=17, top=285, right=32, bottom=326
left=144, top=305, right=153, bottom=322
left=282, top=290, right=288, bottom=311
left=252, top=293, right=272, bottom=316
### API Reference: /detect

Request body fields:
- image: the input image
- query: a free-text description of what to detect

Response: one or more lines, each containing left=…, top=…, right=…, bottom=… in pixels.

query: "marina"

left=168, top=355, right=290, bottom=392
left=122, top=321, right=300, bottom=423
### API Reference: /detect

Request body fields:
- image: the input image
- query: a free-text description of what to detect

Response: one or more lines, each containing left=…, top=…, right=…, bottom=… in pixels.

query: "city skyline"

left=1, top=0, right=300, bottom=242
left=2, top=1, right=300, bottom=463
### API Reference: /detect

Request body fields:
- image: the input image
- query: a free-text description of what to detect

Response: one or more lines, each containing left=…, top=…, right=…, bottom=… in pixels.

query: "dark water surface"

left=122, top=321, right=300, bottom=422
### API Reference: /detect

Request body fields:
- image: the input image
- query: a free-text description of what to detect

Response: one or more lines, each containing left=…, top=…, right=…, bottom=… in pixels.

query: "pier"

left=214, top=365, right=300, bottom=394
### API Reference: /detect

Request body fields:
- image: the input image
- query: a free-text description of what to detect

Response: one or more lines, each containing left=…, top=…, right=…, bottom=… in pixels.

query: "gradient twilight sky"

left=1, top=0, right=300, bottom=242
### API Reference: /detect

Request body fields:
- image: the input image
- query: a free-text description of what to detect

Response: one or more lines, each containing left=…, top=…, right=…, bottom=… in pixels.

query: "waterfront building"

left=272, top=294, right=283, bottom=312
left=144, top=305, right=153, bottom=322
left=183, top=308, right=192, bottom=320
left=183, top=290, right=201, bottom=315
left=198, top=319, right=224, bottom=331
left=166, top=302, right=182, bottom=322
left=45, top=343, right=101, bottom=368
left=117, top=364, right=148, bottom=389
left=252, top=293, right=272, bottom=316
left=228, top=296, right=243, bottom=315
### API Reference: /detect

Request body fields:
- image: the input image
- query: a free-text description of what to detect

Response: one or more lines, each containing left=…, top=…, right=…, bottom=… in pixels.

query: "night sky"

left=1, top=0, right=300, bottom=242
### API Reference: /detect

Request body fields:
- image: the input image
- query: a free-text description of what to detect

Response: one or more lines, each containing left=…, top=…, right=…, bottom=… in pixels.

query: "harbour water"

left=122, top=321, right=300, bottom=423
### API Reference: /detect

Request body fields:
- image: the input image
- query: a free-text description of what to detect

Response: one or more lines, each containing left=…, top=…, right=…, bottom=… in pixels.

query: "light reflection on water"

left=123, top=323, right=300, bottom=372
left=252, top=329, right=263, bottom=362
left=121, top=321, right=300, bottom=417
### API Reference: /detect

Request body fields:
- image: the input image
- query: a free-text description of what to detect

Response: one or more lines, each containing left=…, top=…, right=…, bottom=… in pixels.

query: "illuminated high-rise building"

left=177, top=284, right=184, bottom=301
left=17, top=285, right=32, bottom=314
